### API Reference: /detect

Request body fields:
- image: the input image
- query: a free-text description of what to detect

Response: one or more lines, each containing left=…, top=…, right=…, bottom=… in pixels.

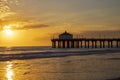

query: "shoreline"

left=0, top=48, right=120, bottom=61
left=106, top=77, right=120, bottom=80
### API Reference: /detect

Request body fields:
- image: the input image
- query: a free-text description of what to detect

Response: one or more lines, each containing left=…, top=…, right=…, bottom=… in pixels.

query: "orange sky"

left=0, top=0, right=120, bottom=46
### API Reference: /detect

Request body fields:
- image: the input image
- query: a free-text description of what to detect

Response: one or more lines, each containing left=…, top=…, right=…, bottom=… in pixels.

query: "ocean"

left=0, top=46, right=120, bottom=80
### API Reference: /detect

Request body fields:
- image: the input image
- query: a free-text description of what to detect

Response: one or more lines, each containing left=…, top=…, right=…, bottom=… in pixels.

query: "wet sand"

left=0, top=52, right=120, bottom=80
left=0, top=48, right=120, bottom=80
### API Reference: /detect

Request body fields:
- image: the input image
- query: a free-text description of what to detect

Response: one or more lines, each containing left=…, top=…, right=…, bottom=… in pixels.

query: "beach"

left=0, top=47, right=120, bottom=80
left=1, top=0, right=120, bottom=80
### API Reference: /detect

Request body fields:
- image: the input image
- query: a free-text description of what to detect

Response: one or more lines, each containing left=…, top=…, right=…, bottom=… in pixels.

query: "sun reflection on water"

left=6, top=61, right=14, bottom=80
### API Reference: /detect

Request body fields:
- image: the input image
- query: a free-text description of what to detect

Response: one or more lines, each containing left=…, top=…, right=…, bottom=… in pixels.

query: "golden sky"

left=0, top=0, right=120, bottom=46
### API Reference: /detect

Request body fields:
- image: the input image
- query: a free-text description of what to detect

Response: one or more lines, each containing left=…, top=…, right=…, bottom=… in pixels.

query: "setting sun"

left=4, top=29, right=13, bottom=35
left=3, top=25, right=14, bottom=36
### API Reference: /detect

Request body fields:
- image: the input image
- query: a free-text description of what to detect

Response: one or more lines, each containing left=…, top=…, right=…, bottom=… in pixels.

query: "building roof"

left=59, top=31, right=73, bottom=36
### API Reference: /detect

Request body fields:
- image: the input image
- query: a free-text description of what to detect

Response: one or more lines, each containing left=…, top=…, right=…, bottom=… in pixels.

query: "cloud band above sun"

left=0, top=23, right=50, bottom=31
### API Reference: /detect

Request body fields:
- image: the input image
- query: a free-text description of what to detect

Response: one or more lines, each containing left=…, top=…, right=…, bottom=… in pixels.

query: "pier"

left=51, top=31, right=120, bottom=48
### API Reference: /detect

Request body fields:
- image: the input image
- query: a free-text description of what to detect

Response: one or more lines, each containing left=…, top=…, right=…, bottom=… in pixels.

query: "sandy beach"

left=0, top=47, right=120, bottom=80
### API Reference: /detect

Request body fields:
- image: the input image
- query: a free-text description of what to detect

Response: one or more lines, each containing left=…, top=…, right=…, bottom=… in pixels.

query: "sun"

left=3, top=25, right=14, bottom=35
left=4, top=29, right=13, bottom=35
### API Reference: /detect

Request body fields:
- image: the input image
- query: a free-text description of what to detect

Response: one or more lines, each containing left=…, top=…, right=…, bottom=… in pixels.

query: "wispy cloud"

left=0, top=13, right=50, bottom=31
left=0, top=0, right=20, bottom=19
left=0, top=22, right=49, bottom=31
left=13, top=24, right=49, bottom=30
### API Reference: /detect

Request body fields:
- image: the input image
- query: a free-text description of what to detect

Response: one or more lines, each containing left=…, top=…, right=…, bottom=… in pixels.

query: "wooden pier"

left=51, top=38, right=120, bottom=48
left=51, top=31, right=120, bottom=48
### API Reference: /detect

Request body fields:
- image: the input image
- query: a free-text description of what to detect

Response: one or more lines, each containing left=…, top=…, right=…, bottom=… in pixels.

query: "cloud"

left=0, top=0, right=14, bottom=18
left=0, top=15, right=50, bottom=31
left=0, top=23, right=49, bottom=31
left=0, top=0, right=21, bottom=19
left=14, top=24, right=49, bottom=30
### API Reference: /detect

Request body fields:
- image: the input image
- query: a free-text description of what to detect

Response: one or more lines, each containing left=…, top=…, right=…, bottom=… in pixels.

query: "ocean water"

left=0, top=46, right=120, bottom=80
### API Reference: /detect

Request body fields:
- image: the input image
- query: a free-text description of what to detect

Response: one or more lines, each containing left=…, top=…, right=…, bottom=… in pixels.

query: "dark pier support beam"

left=67, top=41, right=70, bottom=48
left=118, top=40, right=120, bottom=48
left=103, top=41, right=105, bottom=48
left=95, top=41, right=97, bottom=48
left=119, top=41, right=120, bottom=48
left=52, top=41, right=54, bottom=48
left=76, top=41, right=79, bottom=48
left=80, top=41, right=83, bottom=48
left=52, top=41, right=56, bottom=48
left=108, top=41, right=110, bottom=48
left=88, top=41, right=90, bottom=48
left=71, top=41, right=75, bottom=48
left=85, top=41, right=87, bottom=48
left=92, top=41, right=94, bottom=48
left=111, top=41, right=113, bottom=48
left=116, top=41, right=119, bottom=48
left=58, top=41, right=61, bottom=48
left=62, top=41, right=65, bottom=48
left=100, top=41, right=102, bottom=48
